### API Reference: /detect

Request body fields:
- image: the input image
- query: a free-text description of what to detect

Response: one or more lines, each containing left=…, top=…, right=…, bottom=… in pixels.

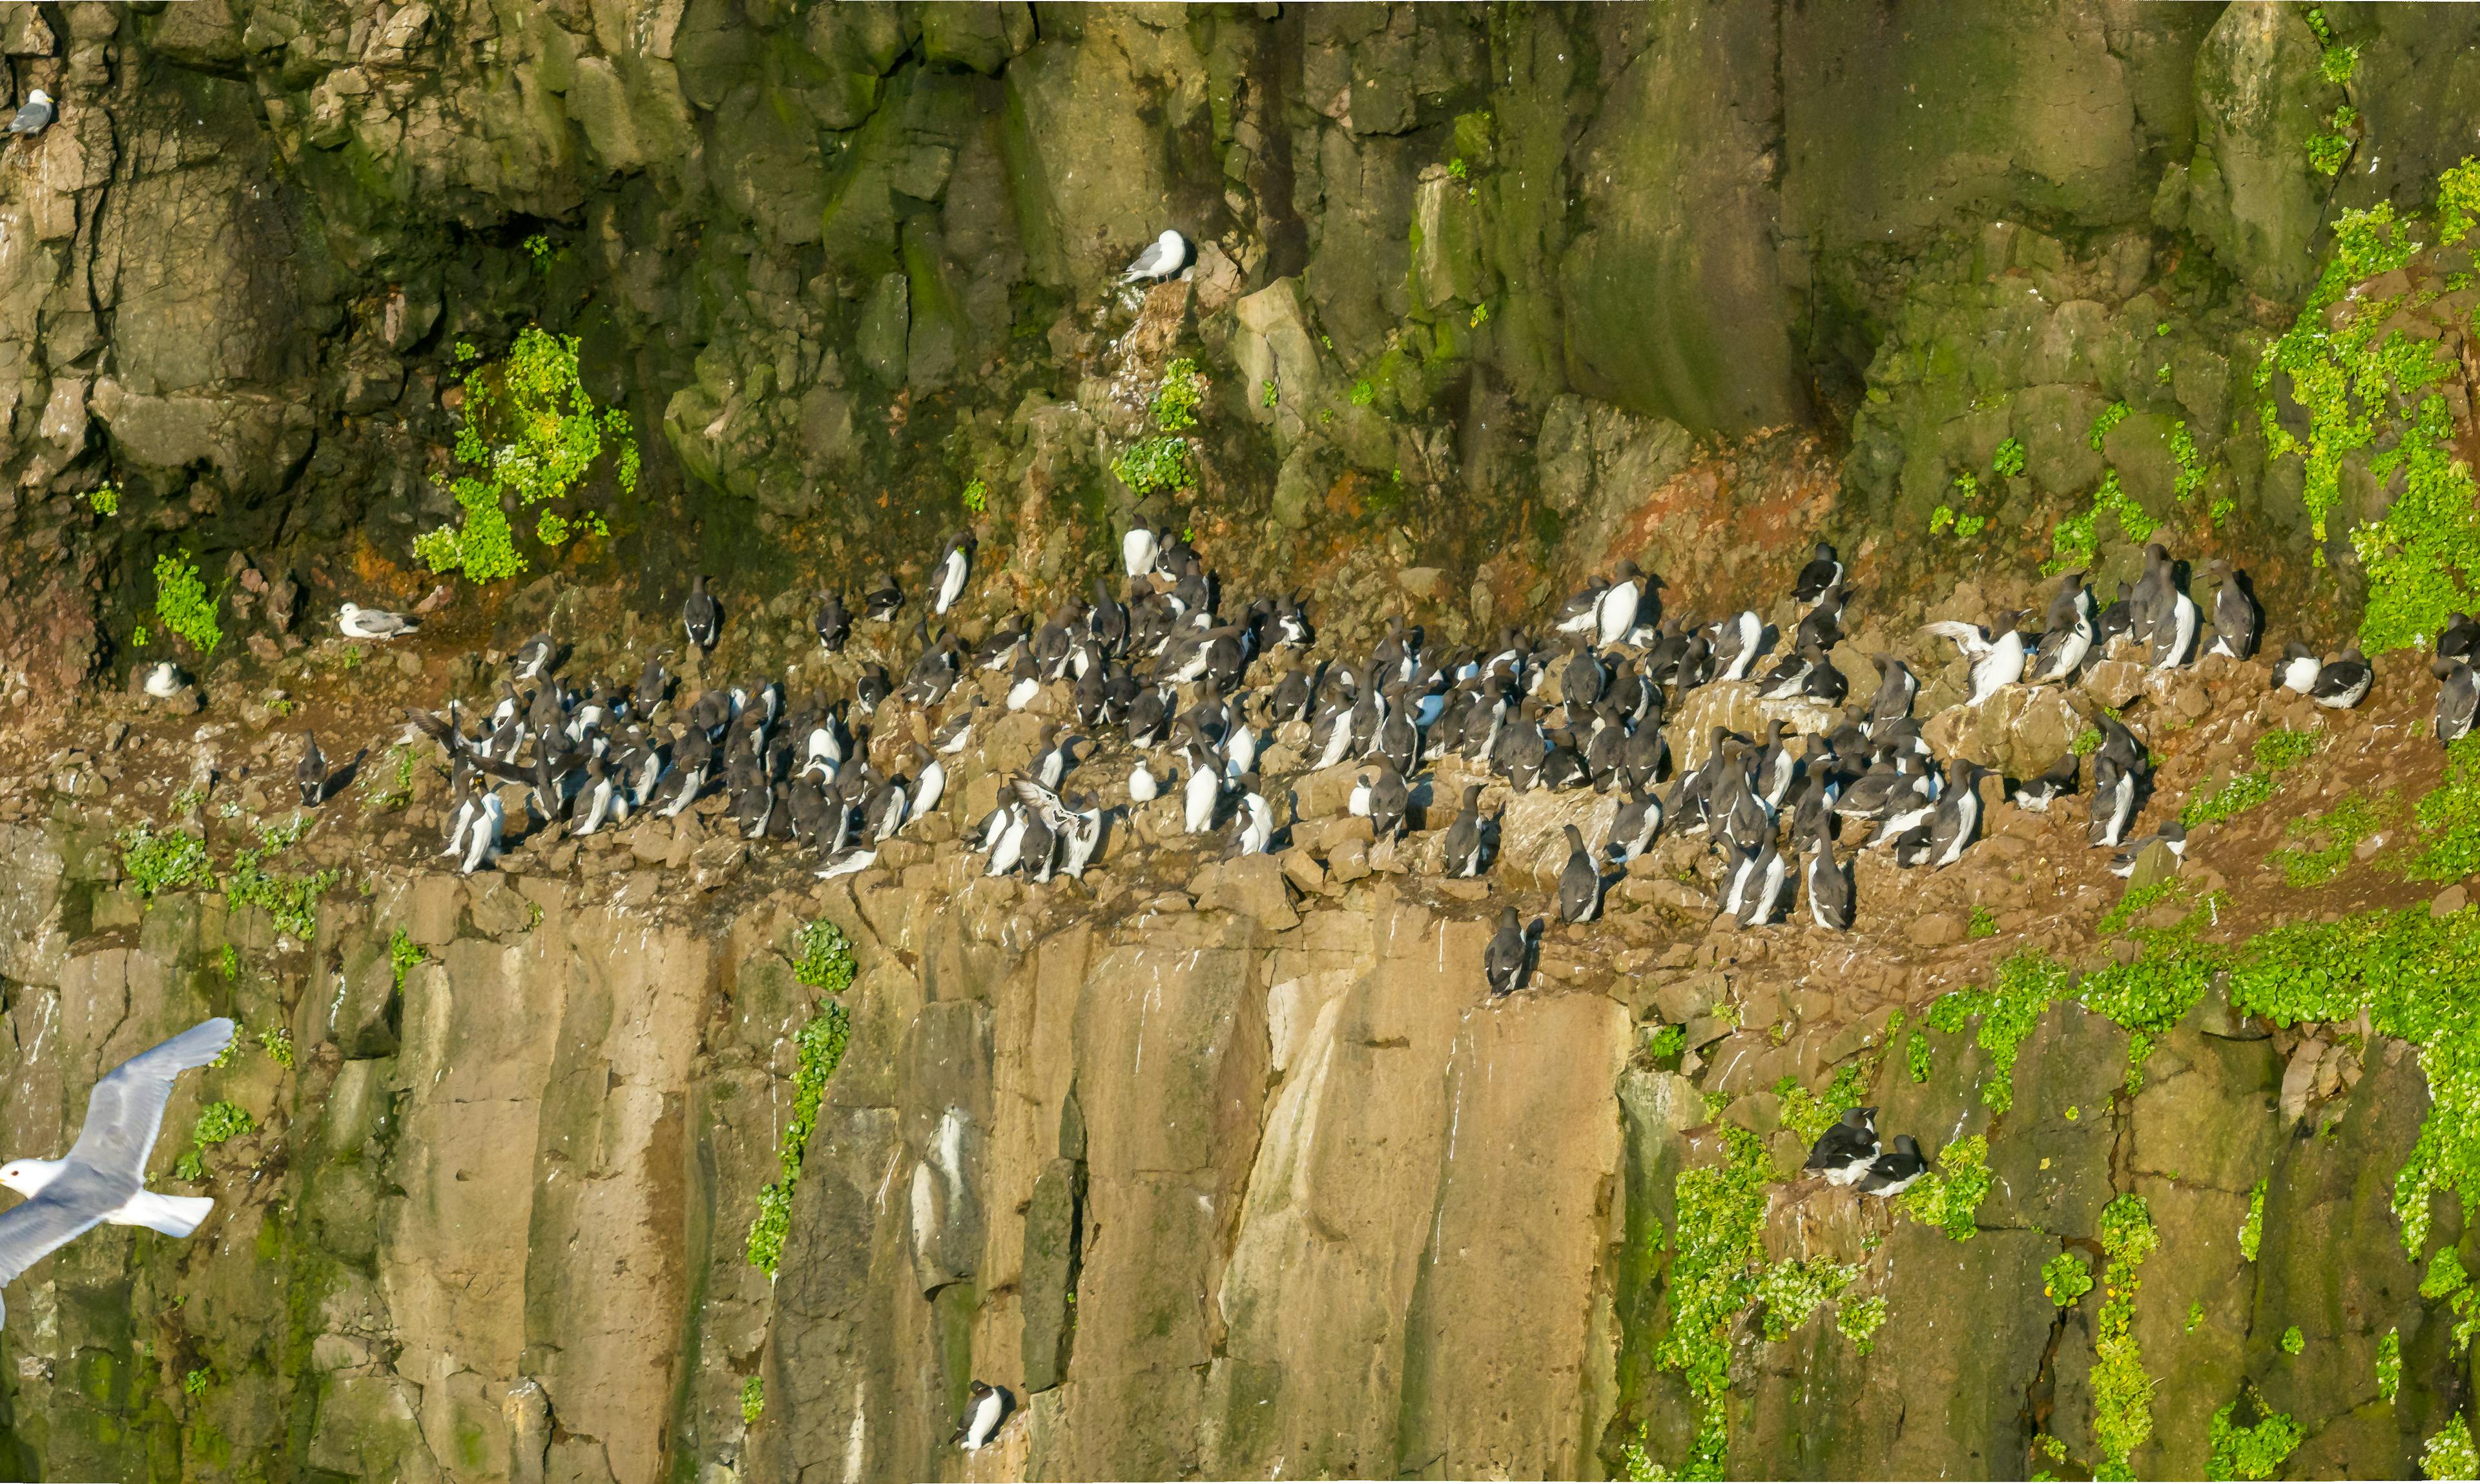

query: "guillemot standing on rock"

left=2274, top=642, right=2322, bottom=694
left=1803, top=1107, right=1879, bottom=1184
left=2205, top=560, right=2262, bottom=660
left=2437, top=656, right=2478, bottom=743
left=1484, top=907, right=1530, bottom=997
left=1793, top=541, right=1842, bottom=604
left=2311, top=646, right=2373, bottom=709
left=680, top=577, right=719, bottom=650
left=1855, top=1135, right=1929, bottom=1197
left=1558, top=823, right=1603, bottom=923
left=812, top=592, right=849, bottom=652
left=1920, top=611, right=2027, bottom=705
left=931, top=531, right=975, bottom=616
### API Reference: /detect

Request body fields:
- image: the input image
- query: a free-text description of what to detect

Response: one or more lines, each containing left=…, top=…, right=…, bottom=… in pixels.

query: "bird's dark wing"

left=0, top=1187, right=107, bottom=1297
left=66, top=1018, right=234, bottom=1179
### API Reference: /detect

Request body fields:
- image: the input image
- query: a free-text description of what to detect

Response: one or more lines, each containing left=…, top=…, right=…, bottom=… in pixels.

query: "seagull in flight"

left=0, top=1018, right=235, bottom=1325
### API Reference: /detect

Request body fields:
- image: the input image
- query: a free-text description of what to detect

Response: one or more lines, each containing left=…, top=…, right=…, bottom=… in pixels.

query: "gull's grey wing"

left=0, top=1186, right=107, bottom=1297
left=65, top=1018, right=235, bottom=1180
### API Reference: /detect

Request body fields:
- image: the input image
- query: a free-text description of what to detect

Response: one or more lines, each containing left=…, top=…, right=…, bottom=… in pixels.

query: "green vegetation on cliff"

left=2206, top=1392, right=2302, bottom=1481
left=2260, top=158, right=2480, bottom=645
left=749, top=921, right=858, bottom=1279
left=151, top=552, right=221, bottom=657
left=2091, top=1192, right=2160, bottom=1479
left=415, top=329, right=635, bottom=583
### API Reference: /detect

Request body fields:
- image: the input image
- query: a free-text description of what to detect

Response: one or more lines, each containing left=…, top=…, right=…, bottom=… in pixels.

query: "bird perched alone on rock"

left=297, top=733, right=327, bottom=807
left=0, top=1018, right=234, bottom=1325
left=337, top=603, right=418, bottom=639
left=953, top=1381, right=1009, bottom=1451
left=7, top=90, right=52, bottom=139
left=1484, top=907, right=1529, bottom=997
left=1803, top=1107, right=1878, bottom=1184
left=141, top=662, right=185, bottom=699
left=681, top=577, right=719, bottom=650
left=1854, top=1135, right=1929, bottom=1197
left=1119, top=230, right=1192, bottom=284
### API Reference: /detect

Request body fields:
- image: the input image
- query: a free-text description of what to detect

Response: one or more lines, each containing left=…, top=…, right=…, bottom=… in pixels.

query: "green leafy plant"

left=522, top=232, right=553, bottom=268
left=1152, top=358, right=1203, bottom=431
left=257, top=1026, right=293, bottom=1069
left=120, top=823, right=212, bottom=898
left=388, top=926, right=425, bottom=991
left=2184, top=729, right=2322, bottom=827
left=1836, top=1293, right=1888, bottom=1355
left=2239, top=1180, right=2267, bottom=1261
left=2380, top=1328, right=2403, bottom=1402
left=1349, top=378, right=1375, bottom=407
left=2407, top=734, right=2480, bottom=880
left=2091, top=1192, right=2160, bottom=1478
left=1260, top=378, right=1278, bottom=409
left=1646, top=1024, right=1686, bottom=1062
left=2046, top=471, right=2157, bottom=575
left=2425, top=1414, right=2478, bottom=1480
left=790, top=920, right=857, bottom=994
left=2042, top=1249, right=2094, bottom=1305
left=2421, top=1246, right=2480, bottom=1349
left=183, top=1368, right=211, bottom=1397
left=2088, top=400, right=2130, bottom=451
left=746, top=1003, right=852, bottom=1278
left=2280, top=1324, right=2306, bottom=1355
left=222, top=846, right=338, bottom=942
left=1469, top=300, right=1491, bottom=327
left=1967, top=904, right=1999, bottom=939
left=174, top=1099, right=256, bottom=1182
left=2275, top=792, right=2389, bottom=887
left=1899, top=1135, right=1992, bottom=1241
left=219, top=943, right=238, bottom=980
left=1648, top=1127, right=1771, bottom=1478
left=86, top=482, right=119, bottom=516
left=740, top=1374, right=763, bottom=1425
left=1992, top=437, right=2027, bottom=479
left=153, top=552, right=221, bottom=656
left=2208, top=1394, right=2303, bottom=1481
left=413, top=327, right=637, bottom=583
left=961, top=477, right=987, bottom=514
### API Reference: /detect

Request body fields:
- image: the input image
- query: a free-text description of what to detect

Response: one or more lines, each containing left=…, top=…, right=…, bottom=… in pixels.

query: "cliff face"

left=4, top=2, right=2480, bottom=1481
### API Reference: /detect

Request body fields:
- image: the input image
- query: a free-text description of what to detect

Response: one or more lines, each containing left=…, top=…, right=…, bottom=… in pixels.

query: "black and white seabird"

left=2310, top=646, right=2372, bottom=709
left=863, top=572, right=904, bottom=623
left=1607, top=788, right=1662, bottom=864
left=1854, top=1135, right=1929, bottom=1197
left=2437, top=655, right=2478, bottom=744
left=1119, top=230, right=1193, bottom=285
left=1595, top=561, right=1644, bottom=648
left=2108, top=819, right=2187, bottom=878
left=812, top=592, right=849, bottom=652
left=1440, top=784, right=1491, bottom=876
left=931, top=531, right=975, bottom=617
left=1367, top=764, right=1409, bottom=842
left=8, top=90, right=53, bottom=138
left=1229, top=772, right=1272, bottom=856
left=512, top=631, right=557, bottom=681
left=1803, top=1106, right=1879, bottom=1184
left=1803, top=818, right=1854, bottom=931
left=297, top=733, right=327, bottom=807
left=2205, top=560, right=2262, bottom=661
left=681, top=577, right=719, bottom=651
left=337, top=603, right=418, bottom=639
left=952, top=1381, right=1009, bottom=1451
left=2442, top=612, right=2480, bottom=663
left=1484, top=907, right=1529, bottom=997
left=1557, top=823, right=1602, bottom=923
left=1866, top=655, right=1917, bottom=733
left=2011, top=751, right=2078, bottom=812
left=1793, top=541, right=1843, bottom=604
left=2274, top=641, right=2322, bottom=694
left=141, top=662, right=186, bottom=699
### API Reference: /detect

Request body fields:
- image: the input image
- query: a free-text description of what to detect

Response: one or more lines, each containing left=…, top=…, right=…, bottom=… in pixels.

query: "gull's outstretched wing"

left=0, top=1188, right=109, bottom=1321
left=66, top=1018, right=235, bottom=1180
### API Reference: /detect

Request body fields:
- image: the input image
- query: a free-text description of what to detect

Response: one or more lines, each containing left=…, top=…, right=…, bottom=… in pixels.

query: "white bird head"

left=27, top=90, right=50, bottom=107
left=0, top=1158, right=64, bottom=1195
left=338, top=602, right=362, bottom=619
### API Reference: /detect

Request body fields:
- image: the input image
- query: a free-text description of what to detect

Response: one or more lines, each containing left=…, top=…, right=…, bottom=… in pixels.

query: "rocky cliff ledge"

left=0, top=604, right=2476, bottom=1481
